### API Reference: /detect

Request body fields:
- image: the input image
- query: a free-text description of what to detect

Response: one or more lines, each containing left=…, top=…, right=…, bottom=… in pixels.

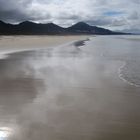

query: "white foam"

left=118, top=61, right=140, bottom=87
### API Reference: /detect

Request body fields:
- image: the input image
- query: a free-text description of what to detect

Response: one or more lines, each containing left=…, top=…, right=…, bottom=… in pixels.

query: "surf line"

left=118, top=61, right=140, bottom=87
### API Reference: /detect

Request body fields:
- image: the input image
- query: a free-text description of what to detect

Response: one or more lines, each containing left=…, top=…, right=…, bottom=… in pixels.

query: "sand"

left=0, top=35, right=140, bottom=140
left=0, top=35, right=91, bottom=54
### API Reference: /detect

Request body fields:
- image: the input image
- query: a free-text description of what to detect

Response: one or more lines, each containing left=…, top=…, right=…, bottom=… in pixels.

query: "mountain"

left=16, top=21, right=65, bottom=34
left=0, top=20, right=126, bottom=35
left=67, top=22, right=124, bottom=35
left=0, top=21, right=15, bottom=34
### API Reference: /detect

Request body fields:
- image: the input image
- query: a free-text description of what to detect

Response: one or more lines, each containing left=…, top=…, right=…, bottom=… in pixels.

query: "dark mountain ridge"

left=67, top=22, right=114, bottom=35
left=0, top=20, right=127, bottom=35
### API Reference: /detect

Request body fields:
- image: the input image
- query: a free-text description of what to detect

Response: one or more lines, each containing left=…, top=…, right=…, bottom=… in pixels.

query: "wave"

left=118, top=61, right=140, bottom=87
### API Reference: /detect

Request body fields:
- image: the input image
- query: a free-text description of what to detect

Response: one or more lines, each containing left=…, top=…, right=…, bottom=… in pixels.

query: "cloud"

left=128, top=11, right=139, bottom=20
left=103, top=11, right=124, bottom=16
left=0, top=0, right=33, bottom=22
left=0, top=0, right=140, bottom=32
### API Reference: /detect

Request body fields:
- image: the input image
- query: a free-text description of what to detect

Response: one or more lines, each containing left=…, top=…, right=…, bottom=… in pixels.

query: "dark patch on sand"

left=73, top=38, right=90, bottom=47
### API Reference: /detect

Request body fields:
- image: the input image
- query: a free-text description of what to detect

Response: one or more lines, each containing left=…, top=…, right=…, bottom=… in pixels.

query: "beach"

left=0, top=35, right=140, bottom=140
left=0, top=35, right=91, bottom=54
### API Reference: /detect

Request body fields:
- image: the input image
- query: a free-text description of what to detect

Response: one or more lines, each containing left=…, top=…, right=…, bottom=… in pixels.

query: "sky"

left=0, top=0, right=140, bottom=33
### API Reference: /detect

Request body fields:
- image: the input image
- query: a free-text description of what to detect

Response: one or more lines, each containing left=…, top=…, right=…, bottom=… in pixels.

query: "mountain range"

left=0, top=20, right=127, bottom=35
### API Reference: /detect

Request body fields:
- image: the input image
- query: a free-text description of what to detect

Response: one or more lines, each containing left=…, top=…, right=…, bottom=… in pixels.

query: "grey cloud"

left=132, top=0, right=140, bottom=4
left=128, top=11, right=139, bottom=20
left=85, top=18, right=112, bottom=26
left=57, top=14, right=81, bottom=20
left=85, top=17, right=128, bottom=29
left=0, top=0, right=33, bottom=22
left=0, top=0, right=140, bottom=32
left=0, top=10, right=29, bottom=22
left=110, top=18, right=128, bottom=27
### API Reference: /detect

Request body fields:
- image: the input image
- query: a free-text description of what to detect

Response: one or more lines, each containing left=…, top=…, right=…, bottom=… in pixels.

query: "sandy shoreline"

left=0, top=35, right=92, bottom=55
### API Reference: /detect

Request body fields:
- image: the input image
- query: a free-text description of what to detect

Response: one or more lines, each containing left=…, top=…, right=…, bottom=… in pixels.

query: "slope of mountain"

left=67, top=22, right=126, bottom=35
left=0, top=21, right=15, bottom=34
left=16, top=21, right=65, bottom=34
left=0, top=20, right=126, bottom=35
left=0, top=21, right=65, bottom=35
left=67, top=22, right=114, bottom=35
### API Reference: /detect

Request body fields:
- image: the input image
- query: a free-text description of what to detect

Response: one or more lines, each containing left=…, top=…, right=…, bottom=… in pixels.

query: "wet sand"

left=0, top=35, right=140, bottom=140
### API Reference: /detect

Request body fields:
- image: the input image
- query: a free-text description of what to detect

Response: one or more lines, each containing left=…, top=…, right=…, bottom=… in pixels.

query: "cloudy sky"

left=0, top=0, right=140, bottom=32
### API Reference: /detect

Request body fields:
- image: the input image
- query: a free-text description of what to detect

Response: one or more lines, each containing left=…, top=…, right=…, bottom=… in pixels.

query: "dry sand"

left=0, top=35, right=91, bottom=54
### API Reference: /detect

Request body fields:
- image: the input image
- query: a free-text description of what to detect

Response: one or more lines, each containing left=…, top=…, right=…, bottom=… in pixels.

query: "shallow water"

left=0, top=35, right=140, bottom=140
